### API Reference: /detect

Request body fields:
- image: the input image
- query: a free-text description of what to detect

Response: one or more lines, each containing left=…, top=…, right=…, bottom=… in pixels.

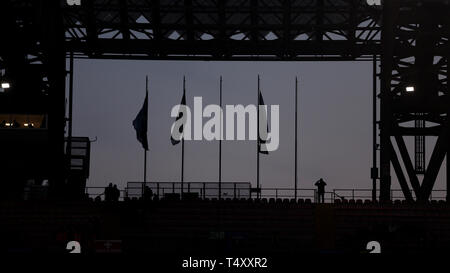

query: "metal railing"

left=126, top=182, right=252, bottom=200
left=85, top=183, right=448, bottom=203
left=332, top=189, right=448, bottom=202
left=85, top=187, right=126, bottom=201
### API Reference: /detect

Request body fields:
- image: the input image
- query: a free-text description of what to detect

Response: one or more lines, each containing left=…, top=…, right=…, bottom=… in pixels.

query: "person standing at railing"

left=143, top=186, right=153, bottom=201
left=315, top=178, right=327, bottom=203
left=105, top=183, right=113, bottom=202
left=112, top=185, right=120, bottom=202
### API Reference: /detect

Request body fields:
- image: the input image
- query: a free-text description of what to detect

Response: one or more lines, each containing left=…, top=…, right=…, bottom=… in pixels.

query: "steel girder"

left=379, top=0, right=450, bottom=202
left=0, top=1, right=66, bottom=198
left=60, top=0, right=382, bottom=60
left=2, top=0, right=450, bottom=202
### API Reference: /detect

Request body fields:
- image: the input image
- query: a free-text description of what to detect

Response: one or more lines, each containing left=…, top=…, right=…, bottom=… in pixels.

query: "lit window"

left=406, top=86, right=415, bottom=92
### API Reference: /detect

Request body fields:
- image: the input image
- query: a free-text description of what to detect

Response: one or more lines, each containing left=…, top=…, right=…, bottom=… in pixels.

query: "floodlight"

left=406, top=86, right=415, bottom=92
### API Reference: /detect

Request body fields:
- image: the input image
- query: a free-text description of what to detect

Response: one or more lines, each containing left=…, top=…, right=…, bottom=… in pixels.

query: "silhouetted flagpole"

left=219, top=76, right=223, bottom=199
left=257, top=75, right=260, bottom=199
left=133, top=75, right=149, bottom=197
left=181, top=76, right=186, bottom=199
left=144, top=76, right=148, bottom=184
left=295, top=77, right=298, bottom=200
left=143, top=76, right=149, bottom=195
left=372, top=55, right=377, bottom=202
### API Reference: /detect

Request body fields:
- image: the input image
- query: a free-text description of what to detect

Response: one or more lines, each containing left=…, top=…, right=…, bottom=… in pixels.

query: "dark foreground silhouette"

left=0, top=197, right=449, bottom=254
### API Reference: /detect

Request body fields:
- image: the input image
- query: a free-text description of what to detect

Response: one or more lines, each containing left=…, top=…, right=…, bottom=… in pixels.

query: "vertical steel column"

left=219, top=76, right=222, bottom=199
left=415, top=115, right=425, bottom=174
left=42, top=0, right=67, bottom=199
left=67, top=51, right=74, bottom=173
left=379, top=0, right=398, bottom=201
left=447, top=128, right=450, bottom=202
left=295, top=77, right=298, bottom=200
left=447, top=34, right=450, bottom=202
left=372, top=55, right=378, bottom=201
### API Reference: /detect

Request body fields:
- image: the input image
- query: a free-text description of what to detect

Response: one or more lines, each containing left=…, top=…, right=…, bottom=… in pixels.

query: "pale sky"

left=72, top=59, right=447, bottom=199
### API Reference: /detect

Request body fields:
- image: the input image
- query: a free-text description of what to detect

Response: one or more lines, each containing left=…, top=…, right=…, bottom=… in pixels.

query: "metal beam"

left=419, top=127, right=450, bottom=201
left=85, top=0, right=97, bottom=57
left=119, top=0, right=130, bottom=41
left=65, top=39, right=380, bottom=60
left=394, top=135, right=421, bottom=196
left=379, top=0, right=400, bottom=201
left=41, top=0, right=66, bottom=199
left=58, top=0, right=381, bottom=61
left=389, top=140, right=414, bottom=202
left=184, top=0, right=194, bottom=41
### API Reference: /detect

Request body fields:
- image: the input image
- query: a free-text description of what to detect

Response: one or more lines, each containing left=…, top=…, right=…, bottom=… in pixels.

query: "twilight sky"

left=72, top=60, right=447, bottom=199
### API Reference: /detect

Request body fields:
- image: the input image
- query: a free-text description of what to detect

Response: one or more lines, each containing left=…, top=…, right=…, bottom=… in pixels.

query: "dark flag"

left=258, top=91, right=269, bottom=155
left=171, top=93, right=186, bottom=145
left=133, top=91, right=149, bottom=151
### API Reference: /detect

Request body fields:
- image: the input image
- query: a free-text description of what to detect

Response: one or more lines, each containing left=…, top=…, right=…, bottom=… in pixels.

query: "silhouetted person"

left=113, top=184, right=120, bottom=202
left=105, top=183, right=113, bottom=202
left=0, top=120, right=6, bottom=128
left=315, top=178, right=327, bottom=203
left=144, top=186, right=153, bottom=201
left=12, top=120, right=20, bottom=128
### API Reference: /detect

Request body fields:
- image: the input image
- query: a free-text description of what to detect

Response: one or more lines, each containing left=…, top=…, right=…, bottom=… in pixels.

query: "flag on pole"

left=258, top=90, right=269, bottom=155
left=171, top=92, right=186, bottom=145
left=133, top=91, right=149, bottom=151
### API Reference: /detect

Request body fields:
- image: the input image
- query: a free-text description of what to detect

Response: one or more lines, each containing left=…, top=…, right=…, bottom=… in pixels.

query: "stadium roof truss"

left=0, top=0, right=449, bottom=202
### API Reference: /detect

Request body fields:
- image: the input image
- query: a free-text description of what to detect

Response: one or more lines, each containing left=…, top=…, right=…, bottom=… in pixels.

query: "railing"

left=85, top=187, right=126, bottom=201
left=85, top=184, right=448, bottom=203
left=126, top=182, right=252, bottom=200
left=332, top=189, right=448, bottom=202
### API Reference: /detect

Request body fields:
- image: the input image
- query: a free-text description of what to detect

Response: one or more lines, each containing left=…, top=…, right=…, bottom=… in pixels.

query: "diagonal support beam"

left=418, top=127, right=450, bottom=201
left=389, top=140, right=414, bottom=202
left=394, top=134, right=421, bottom=197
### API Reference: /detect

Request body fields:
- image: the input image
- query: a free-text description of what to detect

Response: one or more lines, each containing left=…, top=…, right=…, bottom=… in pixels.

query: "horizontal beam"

left=392, top=97, right=450, bottom=114
left=59, top=0, right=382, bottom=60
left=394, top=126, right=443, bottom=136
left=65, top=39, right=381, bottom=61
